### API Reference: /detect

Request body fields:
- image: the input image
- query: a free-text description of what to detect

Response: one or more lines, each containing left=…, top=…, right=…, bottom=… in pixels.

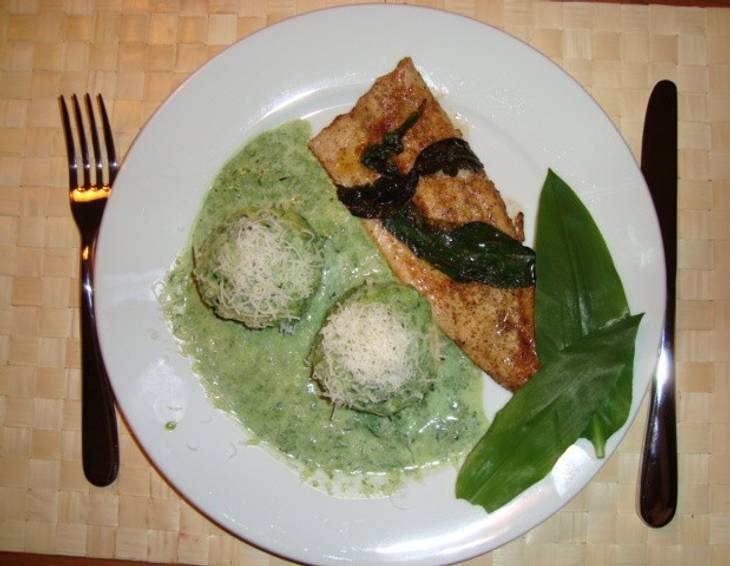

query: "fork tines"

left=59, top=94, right=118, bottom=190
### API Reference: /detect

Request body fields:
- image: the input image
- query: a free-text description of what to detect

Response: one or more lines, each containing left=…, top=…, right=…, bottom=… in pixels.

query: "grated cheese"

left=194, top=209, right=322, bottom=330
left=319, top=302, right=416, bottom=402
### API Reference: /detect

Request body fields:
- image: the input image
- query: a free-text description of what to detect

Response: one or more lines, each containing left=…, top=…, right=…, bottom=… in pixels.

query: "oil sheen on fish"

left=309, top=57, right=538, bottom=391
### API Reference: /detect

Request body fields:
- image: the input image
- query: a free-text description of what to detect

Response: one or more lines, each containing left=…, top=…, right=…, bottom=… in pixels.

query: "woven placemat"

left=1, top=1, right=728, bottom=564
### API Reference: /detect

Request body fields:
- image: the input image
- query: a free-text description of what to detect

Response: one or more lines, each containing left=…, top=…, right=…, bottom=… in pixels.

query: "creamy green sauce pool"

left=162, top=121, right=487, bottom=492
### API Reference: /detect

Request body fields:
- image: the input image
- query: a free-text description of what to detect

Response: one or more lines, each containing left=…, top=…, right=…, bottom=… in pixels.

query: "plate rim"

left=95, top=4, right=664, bottom=564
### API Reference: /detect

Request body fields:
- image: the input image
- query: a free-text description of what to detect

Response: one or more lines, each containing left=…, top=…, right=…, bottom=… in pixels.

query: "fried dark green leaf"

left=412, top=138, right=483, bottom=177
left=381, top=204, right=536, bottom=288
left=361, top=105, right=424, bottom=176
left=455, top=314, right=642, bottom=512
left=535, top=169, right=632, bottom=457
left=336, top=174, right=418, bottom=219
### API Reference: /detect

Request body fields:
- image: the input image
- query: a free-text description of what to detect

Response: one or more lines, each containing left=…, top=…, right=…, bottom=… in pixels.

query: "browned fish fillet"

left=309, top=57, right=538, bottom=391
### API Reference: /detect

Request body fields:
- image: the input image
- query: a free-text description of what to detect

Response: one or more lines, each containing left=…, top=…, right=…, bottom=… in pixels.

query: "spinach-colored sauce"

left=162, top=121, right=487, bottom=492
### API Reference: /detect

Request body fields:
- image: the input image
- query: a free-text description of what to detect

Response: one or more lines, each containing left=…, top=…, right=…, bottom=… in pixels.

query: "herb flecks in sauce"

left=161, top=121, right=487, bottom=493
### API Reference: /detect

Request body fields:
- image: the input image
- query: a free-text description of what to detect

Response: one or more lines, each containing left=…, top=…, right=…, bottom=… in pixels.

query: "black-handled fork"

left=59, top=94, right=119, bottom=487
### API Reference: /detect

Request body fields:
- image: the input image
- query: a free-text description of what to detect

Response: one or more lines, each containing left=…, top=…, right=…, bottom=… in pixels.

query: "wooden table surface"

left=1, top=1, right=729, bottom=565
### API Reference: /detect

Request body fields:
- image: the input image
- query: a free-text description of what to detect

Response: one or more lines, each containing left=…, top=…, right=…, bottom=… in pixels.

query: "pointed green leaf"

left=535, top=170, right=632, bottom=456
left=456, top=314, right=642, bottom=512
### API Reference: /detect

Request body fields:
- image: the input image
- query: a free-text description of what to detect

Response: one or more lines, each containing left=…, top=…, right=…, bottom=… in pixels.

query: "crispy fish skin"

left=309, top=57, right=538, bottom=391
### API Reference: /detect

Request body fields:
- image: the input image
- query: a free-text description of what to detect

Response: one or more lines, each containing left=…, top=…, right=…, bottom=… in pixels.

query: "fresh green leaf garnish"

left=455, top=314, right=642, bottom=512
left=381, top=204, right=536, bottom=288
left=456, top=169, right=643, bottom=512
left=535, top=170, right=632, bottom=457
left=535, top=170, right=630, bottom=359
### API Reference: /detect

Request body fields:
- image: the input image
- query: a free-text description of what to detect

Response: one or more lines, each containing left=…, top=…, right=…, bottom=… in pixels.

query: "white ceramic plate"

left=95, top=5, right=664, bottom=565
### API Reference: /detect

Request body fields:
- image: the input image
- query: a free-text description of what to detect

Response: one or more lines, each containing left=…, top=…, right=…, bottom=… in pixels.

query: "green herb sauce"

left=161, top=121, right=487, bottom=492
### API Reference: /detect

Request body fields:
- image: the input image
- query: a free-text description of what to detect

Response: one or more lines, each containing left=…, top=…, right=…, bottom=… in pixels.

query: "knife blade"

left=638, top=79, right=678, bottom=528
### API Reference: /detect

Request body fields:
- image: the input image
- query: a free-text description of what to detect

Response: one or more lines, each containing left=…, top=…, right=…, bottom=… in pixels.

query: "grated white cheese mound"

left=193, top=208, right=322, bottom=330
left=320, top=302, right=416, bottom=395
left=311, top=282, right=439, bottom=416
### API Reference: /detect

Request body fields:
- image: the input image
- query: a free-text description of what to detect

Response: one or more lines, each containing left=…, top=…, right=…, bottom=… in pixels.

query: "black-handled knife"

left=638, top=80, right=678, bottom=528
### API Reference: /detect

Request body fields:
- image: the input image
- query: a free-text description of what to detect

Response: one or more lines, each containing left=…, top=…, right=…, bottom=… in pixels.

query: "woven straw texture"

left=1, top=1, right=729, bottom=564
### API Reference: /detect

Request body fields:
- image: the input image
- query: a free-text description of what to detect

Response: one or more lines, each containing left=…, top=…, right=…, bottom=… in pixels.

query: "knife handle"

left=639, top=79, right=678, bottom=528
left=639, top=325, right=678, bottom=527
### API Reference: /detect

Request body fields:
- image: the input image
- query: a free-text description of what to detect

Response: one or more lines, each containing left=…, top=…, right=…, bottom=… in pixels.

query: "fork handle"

left=80, top=239, right=119, bottom=487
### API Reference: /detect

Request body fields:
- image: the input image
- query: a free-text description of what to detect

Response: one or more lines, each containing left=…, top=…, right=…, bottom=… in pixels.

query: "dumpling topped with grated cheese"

left=310, top=282, right=440, bottom=416
left=192, top=208, right=322, bottom=331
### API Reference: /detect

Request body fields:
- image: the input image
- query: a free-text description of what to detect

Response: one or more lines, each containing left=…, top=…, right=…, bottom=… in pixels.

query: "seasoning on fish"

left=309, top=57, right=538, bottom=390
